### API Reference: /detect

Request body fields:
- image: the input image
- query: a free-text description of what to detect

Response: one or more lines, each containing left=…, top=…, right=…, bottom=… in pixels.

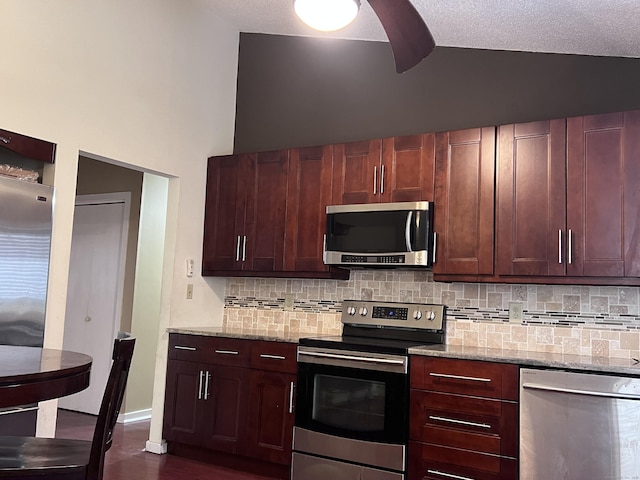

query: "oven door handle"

left=298, top=350, right=406, bottom=366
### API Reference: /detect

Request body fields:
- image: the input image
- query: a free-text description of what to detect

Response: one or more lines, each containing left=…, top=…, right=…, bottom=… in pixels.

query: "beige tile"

left=620, top=332, right=640, bottom=351
left=591, top=339, right=610, bottom=357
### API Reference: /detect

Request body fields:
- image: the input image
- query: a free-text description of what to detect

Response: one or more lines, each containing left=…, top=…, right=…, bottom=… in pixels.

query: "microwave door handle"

left=405, top=211, right=413, bottom=252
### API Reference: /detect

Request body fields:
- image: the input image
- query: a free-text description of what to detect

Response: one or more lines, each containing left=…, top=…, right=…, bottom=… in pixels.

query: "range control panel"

left=341, top=300, right=445, bottom=332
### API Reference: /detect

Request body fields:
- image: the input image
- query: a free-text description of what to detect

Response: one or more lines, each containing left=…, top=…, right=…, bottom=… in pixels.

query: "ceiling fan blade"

left=366, top=0, right=436, bottom=73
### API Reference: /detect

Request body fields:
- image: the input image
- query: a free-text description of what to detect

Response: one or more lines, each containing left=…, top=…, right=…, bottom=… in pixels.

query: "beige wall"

left=0, top=0, right=238, bottom=439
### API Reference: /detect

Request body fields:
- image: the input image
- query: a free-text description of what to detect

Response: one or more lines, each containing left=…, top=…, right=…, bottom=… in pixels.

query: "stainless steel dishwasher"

left=520, top=368, right=640, bottom=480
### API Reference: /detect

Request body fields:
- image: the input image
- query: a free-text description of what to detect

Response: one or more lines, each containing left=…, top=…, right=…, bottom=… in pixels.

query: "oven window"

left=312, top=374, right=385, bottom=432
left=296, top=362, right=409, bottom=444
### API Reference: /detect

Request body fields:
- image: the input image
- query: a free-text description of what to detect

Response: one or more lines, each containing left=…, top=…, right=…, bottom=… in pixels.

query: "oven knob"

left=426, top=311, right=436, bottom=321
left=359, top=307, right=368, bottom=316
left=413, top=310, right=423, bottom=320
left=347, top=306, right=357, bottom=315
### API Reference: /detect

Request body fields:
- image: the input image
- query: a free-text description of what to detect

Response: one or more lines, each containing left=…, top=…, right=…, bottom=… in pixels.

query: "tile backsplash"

left=223, top=270, right=640, bottom=359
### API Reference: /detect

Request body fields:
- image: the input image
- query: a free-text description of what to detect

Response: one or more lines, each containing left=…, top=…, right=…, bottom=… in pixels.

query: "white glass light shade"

left=294, top=0, right=360, bottom=32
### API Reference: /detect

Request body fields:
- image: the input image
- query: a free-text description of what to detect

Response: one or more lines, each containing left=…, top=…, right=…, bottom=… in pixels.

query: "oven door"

left=295, top=346, right=409, bottom=445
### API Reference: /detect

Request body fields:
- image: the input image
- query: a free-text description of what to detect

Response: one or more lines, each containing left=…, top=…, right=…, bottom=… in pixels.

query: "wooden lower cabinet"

left=163, top=334, right=297, bottom=478
left=409, top=356, right=519, bottom=480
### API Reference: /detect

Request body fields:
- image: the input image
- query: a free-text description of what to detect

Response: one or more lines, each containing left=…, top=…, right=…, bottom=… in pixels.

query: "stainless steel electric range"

left=292, top=300, right=446, bottom=480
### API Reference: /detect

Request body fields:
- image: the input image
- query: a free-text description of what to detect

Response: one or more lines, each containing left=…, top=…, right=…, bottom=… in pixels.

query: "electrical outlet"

left=509, top=302, right=523, bottom=322
left=186, top=284, right=193, bottom=300
left=284, top=294, right=294, bottom=311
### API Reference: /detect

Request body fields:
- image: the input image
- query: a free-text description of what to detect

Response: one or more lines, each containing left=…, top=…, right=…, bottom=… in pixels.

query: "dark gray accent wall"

left=234, top=33, right=640, bottom=153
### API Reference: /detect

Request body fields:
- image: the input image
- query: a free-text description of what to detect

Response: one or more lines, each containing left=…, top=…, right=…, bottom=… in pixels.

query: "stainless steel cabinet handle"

left=429, top=415, right=491, bottom=429
left=522, top=382, right=640, bottom=401
left=432, top=232, right=437, bottom=264
left=380, top=165, right=385, bottom=194
left=214, top=349, right=239, bottom=355
left=198, top=370, right=204, bottom=400
left=235, top=235, right=241, bottom=262
left=260, top=354, right=286, bottom=360
left=429, top=372, right=491, bottom=383
left=174, top=345, right=196, bottom=351
left=568, top=229, right=573, bottom=264
left=373, top=166, right=378, bottom=195
left=558, top=229, right=563, bottom=264
left=289, top=381, right=295, bottom=414
left=427, top=470, right=475, bottom=480
left=203, top=371, right=211, bottom=400
left=242, top=235, right=247, bottom=262
left=299, top=350, right=405, bottom=365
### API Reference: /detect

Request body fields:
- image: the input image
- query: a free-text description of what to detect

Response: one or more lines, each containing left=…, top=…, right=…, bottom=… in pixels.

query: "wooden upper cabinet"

left=244, top=150, right=289, bottom=272
left=433, top=127, right=495, bottom=276
left=202, top=154, right=249, bottom=273
left=496, top=120, right=567, bottom=276
left=332, top=134, right=434, bottom=205
left=202, top=151, right=288, bottom=274
left=0, top=128, right=56, bottom=163
left=567, top=110, right=640, bottom=277
left=285, top=145, right=333, bottom=273
left=381, top=134, right=435, bottom=202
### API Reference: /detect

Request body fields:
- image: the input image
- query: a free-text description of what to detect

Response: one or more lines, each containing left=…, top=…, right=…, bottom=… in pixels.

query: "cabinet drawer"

left=410, top=390, right=518, bottom=458
left=250, top=341, right=297, bottom=373
left=168, top=334, right=251, bottom=367
left=409, top=441, right=518, bottom=480
left=410, top=356, right=518, bottom=400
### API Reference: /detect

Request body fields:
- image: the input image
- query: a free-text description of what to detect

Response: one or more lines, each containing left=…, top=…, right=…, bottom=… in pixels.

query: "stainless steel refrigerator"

left=0, top=175, right=53, bottom=433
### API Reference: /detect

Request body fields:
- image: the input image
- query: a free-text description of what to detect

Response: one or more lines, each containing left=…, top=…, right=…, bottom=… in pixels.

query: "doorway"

left=59, top=193, right=130, bottom=415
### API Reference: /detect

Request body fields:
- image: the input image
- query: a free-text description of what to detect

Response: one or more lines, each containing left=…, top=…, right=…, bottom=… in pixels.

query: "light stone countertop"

left=409, top=344, right=640, bottom=376
left=168, top=326, right=640, bottom=376
left=167, top=326, right=301, bottom=343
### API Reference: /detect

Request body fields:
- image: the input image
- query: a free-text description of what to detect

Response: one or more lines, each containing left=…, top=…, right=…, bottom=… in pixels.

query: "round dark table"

left=0, top=345, right=92, bottom=408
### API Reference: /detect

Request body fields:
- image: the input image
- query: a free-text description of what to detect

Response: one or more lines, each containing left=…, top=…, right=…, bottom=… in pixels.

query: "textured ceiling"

left=206, top=0, right=640, bottom=58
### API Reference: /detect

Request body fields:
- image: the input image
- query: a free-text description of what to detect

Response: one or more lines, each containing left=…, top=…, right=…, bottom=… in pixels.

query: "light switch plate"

left=284, top=294, right=294, bottom=311
left=509, top=302, right=523, bottom=323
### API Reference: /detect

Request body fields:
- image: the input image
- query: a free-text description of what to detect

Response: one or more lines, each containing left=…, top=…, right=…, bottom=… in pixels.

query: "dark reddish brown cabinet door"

left=567, top=110, right=640, bottom=277
left=245, top=370, right=296, bottom=465
left=332, top=136, right=434, bottom=205
left=433, top=127, right=495, bottom=276
left=202, top=154, right=249, bottom=274
left=496, top=120, right=567, bottom=276
left=200, top=364, right=250, bottom=454
left=285, top=145, right=333, bottom=273
left=380, top=133, right=435, bottom=202
left=244, top=150, right=289, bottom=272
left=162, top=360, right=201, bottom=447
left=203, top=150, right=289, bottom=274
left=332, top=139, right=382, bottom=204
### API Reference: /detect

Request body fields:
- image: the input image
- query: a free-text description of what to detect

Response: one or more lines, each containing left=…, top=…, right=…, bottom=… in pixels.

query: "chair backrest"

left=86, top=332, right=135, bottom=480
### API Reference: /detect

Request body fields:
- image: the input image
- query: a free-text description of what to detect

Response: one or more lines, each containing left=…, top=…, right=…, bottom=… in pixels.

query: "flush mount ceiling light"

left=294, top=0, right=361, bottom=32
left=293, top=0, right=436, bottom=74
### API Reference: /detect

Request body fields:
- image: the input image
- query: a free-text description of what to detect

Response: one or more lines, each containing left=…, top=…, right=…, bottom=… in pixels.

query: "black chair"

left=0, top=333, right=135, bottom=480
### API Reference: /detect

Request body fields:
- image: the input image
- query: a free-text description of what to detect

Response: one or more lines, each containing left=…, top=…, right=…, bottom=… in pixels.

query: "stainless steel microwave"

left=324, top=201, right=434, bottom=267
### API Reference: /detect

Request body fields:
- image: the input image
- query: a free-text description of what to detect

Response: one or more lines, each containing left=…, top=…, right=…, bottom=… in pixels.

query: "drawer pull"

left=429, top=415, right=491, bottom=429
left=429, top=372, right=491, bottom=383
left=174, top=345, right=196, bottom=351
left=198, top=370, right=204, bottom=400
left=214, top=350, right=239, bottom=355
left=260, top=354, right=286, bottom=360
left=203, top=371, right=211, bottom=400
left=427, top=470, right=475, bottom=480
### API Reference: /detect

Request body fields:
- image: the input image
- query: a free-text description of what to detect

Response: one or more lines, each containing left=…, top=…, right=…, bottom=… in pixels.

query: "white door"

left=59, top=193, right=130, bottom=415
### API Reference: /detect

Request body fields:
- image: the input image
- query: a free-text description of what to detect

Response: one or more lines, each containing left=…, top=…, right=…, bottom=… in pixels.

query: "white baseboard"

left=145, top=439, right=168, bottom=455
left=119, top=408, right=152, bottom=424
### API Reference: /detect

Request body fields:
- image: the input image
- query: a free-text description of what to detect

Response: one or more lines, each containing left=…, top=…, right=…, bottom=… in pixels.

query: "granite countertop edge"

left=409, top=344, right=640, bottom=376
left=167, top=326, right=301, bottom=343
left=167, top=327, right=640, bottom=375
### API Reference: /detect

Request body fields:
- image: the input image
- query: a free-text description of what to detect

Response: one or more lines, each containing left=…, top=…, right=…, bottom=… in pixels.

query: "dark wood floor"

left=56, top=409, right=278, bottom=480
